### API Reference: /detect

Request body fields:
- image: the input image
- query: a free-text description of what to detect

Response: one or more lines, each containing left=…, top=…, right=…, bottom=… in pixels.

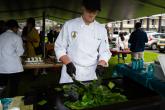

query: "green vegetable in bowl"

left=108, top=81, right=115, bottom=89
left=62, top=80, right=127, bottom=109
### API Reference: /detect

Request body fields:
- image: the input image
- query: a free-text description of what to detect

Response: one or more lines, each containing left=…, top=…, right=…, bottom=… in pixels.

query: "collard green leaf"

left=108, top=81, right=115, bottom=89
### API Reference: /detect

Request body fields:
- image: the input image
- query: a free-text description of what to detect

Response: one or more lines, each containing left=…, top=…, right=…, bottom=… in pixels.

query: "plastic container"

left=1, top=98, right=12, bottom=110
left=139, top=59, right=144, bottom=69
left=146, top=64, right=154, bottom=78
left=132, top=59, right=137, bottom=70
left=135, top=59, right=139, bottom=70
left=132, top=59, right=144, bottom=71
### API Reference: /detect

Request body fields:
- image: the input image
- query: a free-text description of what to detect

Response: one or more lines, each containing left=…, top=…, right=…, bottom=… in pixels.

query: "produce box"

left=115, top=64, right=165, bottom=97
left=23, top=77, right=163, bottom=110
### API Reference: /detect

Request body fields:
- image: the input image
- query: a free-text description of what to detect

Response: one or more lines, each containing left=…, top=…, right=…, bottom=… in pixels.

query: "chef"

left=0, top=19, right=24, bottom=110
left=55, top=0, right=111, bottom=83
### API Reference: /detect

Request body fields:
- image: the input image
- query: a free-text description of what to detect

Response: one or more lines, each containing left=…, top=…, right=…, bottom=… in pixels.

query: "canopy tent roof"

left=0, top=0, right=165, bottom=23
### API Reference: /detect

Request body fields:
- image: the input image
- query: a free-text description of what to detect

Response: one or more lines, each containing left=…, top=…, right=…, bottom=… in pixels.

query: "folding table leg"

left=117, top=53, right=120, bottom=63
left=122, top=54, right=125, bottom=63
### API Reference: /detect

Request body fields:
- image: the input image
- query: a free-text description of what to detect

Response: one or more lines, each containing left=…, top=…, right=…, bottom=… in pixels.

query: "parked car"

left=145, top=32, right=164, bottom=50
left=145, top=31, right=157, bottom=35
left=157, top=33, right=165, bottom=52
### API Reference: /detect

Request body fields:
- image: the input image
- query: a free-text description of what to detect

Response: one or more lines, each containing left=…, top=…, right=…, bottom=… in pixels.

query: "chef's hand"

left=66, top=62, right=76, bottom=77
left=96, top=65, right=105, bottom=78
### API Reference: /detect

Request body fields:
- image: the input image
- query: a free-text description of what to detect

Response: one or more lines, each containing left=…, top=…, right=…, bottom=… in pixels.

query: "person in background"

left=54, top=24, right=61, bottom=42
left=116, top=32, right=127, bottom=60
left=105, top=24, right=112, bottom=44
left=47, top=30, right=56, bottom=43
left=23, top=17, right=40, bottom=57
left=21, top=26, right=28, bottom=42
left=116, top=32, right=126, bottom=51
left=116, top=32, right=125, bottom=50
left=0, top=19, right=24, bottom=110
left=0, top=20, right=6, bottom=34
left=55, top=0, right=111, bottom=83
left=47, top=25, right=61, bottom=43
left=128, top=22, right=148, bottom=60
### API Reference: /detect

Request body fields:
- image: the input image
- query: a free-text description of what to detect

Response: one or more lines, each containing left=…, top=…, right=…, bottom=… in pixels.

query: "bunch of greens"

left=62, top=80, right=127, bottom=110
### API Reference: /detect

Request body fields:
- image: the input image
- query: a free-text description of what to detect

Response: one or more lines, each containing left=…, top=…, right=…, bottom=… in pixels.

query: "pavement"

left=145, top=48, right=165, bottom=55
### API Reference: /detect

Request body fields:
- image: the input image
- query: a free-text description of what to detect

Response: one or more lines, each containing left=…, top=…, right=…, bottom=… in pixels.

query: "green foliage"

left=63, top=81, right=127, bottom=110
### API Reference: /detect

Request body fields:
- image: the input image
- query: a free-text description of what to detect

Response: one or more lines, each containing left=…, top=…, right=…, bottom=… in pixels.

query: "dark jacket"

left=47, top=30, right=59, bottom=43
left=128, top=29, right=148, bottom=52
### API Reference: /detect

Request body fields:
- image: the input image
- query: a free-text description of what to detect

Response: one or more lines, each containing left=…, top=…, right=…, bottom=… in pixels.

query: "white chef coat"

left=115, top=36, right=127, bottom=50
left=55, top=17, right=111, bottom=83
left=0, top=30, right=24, bottom=74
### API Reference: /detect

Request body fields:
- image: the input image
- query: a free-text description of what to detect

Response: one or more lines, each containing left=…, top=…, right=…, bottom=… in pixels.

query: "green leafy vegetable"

left=62, top=80, right=128, bottom=109
left=108, top=81, right=115, bottom=89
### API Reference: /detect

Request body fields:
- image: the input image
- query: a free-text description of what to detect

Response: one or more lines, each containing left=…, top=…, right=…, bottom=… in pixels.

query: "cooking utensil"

left=95, top=74, right=104, bottom=86
left=71, top=74, right=86, bottom=89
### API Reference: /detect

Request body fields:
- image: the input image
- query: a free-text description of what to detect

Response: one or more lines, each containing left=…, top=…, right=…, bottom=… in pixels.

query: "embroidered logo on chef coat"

left=71, top=31, right=77, bottom=39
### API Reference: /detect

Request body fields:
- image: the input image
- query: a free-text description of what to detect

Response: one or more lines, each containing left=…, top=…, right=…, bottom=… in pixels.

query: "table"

left=23, top=63, right=62, bottom=69
left=23, top=62, right=62, bottom=78
left=110, top=49, right=131, bottom=63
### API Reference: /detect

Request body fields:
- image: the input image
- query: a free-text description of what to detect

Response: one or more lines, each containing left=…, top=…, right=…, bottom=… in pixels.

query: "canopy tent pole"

left=42, top=11, right=46, bottom=58
left=41, top=11, right=48, bottom=75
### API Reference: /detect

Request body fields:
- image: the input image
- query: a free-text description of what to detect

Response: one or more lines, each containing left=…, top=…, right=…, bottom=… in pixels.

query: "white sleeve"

left=16, top=36, right=24, bottom=56
left=54, top=23, right=68, bottom=60
left=98, top=28, right=111, bottom=66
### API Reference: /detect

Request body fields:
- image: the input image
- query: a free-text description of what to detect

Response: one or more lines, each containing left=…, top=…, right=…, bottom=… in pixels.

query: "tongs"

left=71, top=74, right=86, bottom=89
left=94, top=74, right=104, bottom=86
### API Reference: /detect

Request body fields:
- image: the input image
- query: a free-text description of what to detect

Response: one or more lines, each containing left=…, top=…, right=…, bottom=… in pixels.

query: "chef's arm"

left=55, top=22, right=70, bottom=64
left=16, top=36, right=24, bottom=56
left=59, top=55, right=71, bottom=65
left=54, top=23, right=76, bottom=76
left=98, top=29, right=112, bottom=67
left=60, top=55, right=76, bottom=76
